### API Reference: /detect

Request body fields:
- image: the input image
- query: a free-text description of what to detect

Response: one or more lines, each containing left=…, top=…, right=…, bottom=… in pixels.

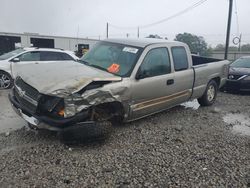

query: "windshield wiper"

left=89, top=64, right=108, bottom=72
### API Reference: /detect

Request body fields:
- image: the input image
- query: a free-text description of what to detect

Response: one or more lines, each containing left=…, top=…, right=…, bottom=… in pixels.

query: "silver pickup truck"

left=9, top=38, right=230, bottom=141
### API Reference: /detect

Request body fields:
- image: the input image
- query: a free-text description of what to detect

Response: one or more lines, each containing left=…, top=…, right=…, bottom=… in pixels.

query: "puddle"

left=181, top=100, right=200, bottom=110
left=223, top=113, right=250, bottom=136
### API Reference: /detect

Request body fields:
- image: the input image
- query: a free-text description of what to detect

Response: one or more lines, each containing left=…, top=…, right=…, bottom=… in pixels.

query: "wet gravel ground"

left=0, top=91, right=250, bottom=187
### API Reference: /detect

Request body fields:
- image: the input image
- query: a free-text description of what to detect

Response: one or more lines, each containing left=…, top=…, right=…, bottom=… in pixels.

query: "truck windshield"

left=79, top=42, right=142, bottom=77
left=0, top=49, right=25, bottom=60
left=231, top=58, right=250, bottom=68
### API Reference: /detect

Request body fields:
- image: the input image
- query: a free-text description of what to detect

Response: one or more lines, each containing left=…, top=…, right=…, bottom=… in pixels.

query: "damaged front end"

left=9, top=76, right=127, bottom=133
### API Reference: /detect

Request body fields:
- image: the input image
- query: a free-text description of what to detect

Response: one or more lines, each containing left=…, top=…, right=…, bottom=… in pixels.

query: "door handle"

left=167, top=79, right=174, bottom=85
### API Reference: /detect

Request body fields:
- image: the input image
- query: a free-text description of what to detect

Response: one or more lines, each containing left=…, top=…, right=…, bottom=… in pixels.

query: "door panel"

left=129, top=46, right=194, bottom=120
left=130, top=47, right=177, bottom=119
left=130, top=73, right=177, bottom=119
left=11, top=51, right=40, bottom=78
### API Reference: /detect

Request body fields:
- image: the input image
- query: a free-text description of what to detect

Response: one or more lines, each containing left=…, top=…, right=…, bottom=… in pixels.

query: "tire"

left=0, top=71, right=13, bottom=89
left=198, top=80, right=218, bottom=106
left=60, top=121, right=113, bottom=144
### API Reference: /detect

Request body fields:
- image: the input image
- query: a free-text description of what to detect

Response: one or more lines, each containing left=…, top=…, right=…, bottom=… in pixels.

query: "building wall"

left=54, top=38, right=97, bottom=51
left=0, top=32, right=99, bottom=53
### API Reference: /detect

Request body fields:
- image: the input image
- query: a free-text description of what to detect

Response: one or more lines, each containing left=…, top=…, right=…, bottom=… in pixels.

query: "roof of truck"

left=103, top=38, right=184, bottom=48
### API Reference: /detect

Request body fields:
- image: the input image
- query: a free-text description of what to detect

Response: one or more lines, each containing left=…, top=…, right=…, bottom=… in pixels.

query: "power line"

left=109, top=0, right=208, bottom=30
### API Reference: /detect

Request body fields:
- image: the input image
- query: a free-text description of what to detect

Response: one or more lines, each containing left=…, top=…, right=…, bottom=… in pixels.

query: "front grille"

left=15, top=77, right=40, bottom=101
left=14, top=88, right=37, bottom=113
left=14, top=77, right=40, bottom=113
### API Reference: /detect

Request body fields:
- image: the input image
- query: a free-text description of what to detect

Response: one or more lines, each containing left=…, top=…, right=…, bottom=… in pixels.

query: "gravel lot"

left=0, top=90, right=249, bottom=187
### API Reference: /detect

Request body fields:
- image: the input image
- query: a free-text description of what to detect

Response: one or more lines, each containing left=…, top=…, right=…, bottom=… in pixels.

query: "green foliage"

left=214, top=44, right=238, bottom=51
left=241, top=44, right=250, bottom=51
left=214, top=43, right=250, bottom=52
left=214, top=44, right=225, bottom=51
left=175, top=32, right=209, bottom=56
left=146, top=34, right=162, bottom=39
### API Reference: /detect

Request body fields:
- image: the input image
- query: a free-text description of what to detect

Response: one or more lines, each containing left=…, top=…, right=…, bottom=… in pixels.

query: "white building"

left=0, top=32, right=99, bottom=55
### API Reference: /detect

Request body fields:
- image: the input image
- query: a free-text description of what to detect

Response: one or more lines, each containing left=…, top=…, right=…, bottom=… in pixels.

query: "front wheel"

left=0, top=71, right=13, bottom=89
left=198, top=80, right=218, bottom=106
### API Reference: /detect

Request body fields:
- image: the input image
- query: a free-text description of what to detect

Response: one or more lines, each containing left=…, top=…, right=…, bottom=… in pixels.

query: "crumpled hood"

left=229, top=66, right=250, bottom=75
left=16, top=61, right=122, bottom=96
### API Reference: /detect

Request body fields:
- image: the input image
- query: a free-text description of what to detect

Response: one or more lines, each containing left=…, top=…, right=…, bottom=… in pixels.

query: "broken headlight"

left=38, top=95, right=65, bottom=118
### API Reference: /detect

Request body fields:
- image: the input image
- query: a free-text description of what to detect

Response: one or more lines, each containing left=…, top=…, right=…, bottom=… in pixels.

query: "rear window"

left=171, top=47, right=189, bottom=71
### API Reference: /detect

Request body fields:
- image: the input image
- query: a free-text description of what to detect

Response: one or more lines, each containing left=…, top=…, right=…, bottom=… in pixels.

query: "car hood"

left=16, top=61, right=122, bottom=96
left=229, top=67, right=250, bottom=75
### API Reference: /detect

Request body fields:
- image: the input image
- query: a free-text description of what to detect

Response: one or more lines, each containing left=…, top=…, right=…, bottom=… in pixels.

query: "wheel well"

left=0, top=70, right=12, bottom=77
left=211, top=77, right=220, bottom=87
left=93, top=101, right=125, bottom=120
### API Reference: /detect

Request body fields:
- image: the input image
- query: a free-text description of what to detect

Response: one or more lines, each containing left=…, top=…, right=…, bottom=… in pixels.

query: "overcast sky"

left=1, top=0, right=249, bottom=46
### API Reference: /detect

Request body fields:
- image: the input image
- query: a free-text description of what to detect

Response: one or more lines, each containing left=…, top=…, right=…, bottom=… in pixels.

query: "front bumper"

left=8, top=90, right=91, bottom=131
left=224, top=79, right=250, bottom=91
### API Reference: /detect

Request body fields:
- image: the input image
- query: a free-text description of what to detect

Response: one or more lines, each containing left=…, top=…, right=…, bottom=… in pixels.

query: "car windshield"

left=0, top=49, right=25, bottom=60
left=230, top=57, right=250, bottom=68
left=79, top=42, right=142, bottom=77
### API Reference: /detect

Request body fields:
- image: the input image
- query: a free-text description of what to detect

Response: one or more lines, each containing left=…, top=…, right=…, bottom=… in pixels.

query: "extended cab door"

left=130, top=47, right=176, bottom=119
left=170, top=46, right=194, bottom=103
left=130, top=45, right=194, bottom=120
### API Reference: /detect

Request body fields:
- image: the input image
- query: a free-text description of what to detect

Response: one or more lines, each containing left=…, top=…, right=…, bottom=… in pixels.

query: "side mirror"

left=135, top=69, right=149, bottom=80
left=12, top=58, right=20, bottom=63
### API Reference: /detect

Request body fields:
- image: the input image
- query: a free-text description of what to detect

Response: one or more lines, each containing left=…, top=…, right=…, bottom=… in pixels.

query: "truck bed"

left=192, top=55, right=223, bottom=66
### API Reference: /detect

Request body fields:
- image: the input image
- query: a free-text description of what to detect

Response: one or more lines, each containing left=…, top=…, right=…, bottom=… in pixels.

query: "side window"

left=171, top=47, right=189, bottom=71
left=61, top=53, right=74, bottom=60
left=18, top=51, right=40, bottom=61
left=139, top=48, right=171, bottom=78
left=40, top=51, right=63, bottom=61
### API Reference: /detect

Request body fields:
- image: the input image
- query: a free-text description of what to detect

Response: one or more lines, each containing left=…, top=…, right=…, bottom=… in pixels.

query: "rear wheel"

left=198, top=80, right=218, bottom=106
left=0, top=71, right=13, bottom=89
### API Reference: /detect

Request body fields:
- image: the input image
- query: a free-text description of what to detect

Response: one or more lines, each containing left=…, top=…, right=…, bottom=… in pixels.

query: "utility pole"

left=224, top=0, right=233, bottom=59
left=106, top=22, right=109, bottom=39
left=137, top=27, right=140, bottom=38
left=238, top=33, right=242, bottom=52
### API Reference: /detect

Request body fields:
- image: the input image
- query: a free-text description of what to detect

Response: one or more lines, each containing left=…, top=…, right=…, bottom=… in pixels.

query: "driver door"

left=130, top=47, right=176, bottom=119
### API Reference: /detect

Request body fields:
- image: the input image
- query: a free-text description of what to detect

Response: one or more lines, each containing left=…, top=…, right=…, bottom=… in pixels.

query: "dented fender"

left=62, top=80, right=131, bottom=118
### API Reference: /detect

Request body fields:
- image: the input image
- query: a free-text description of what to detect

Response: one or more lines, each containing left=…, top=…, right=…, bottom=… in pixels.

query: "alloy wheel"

left=0, top=73, right=11, bottom=89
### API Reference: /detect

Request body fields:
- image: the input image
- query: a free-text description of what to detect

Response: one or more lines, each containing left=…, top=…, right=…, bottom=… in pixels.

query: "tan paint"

left=132, top=90, right=190, bottom=112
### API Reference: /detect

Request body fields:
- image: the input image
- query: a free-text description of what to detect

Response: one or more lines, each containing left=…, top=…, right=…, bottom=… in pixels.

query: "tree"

left=146, top=34, right=162, bottom=39
left=214, top=44, right=243, bottom=52
left=214, top=44, right=225, bottom=51
left=241, top=44, right=250, bottom=51
left=174, top=32, right=209, bottom=56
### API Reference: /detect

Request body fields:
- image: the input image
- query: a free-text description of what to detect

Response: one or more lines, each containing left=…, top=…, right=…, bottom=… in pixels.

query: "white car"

left=0, top=48, right=79, bottom=89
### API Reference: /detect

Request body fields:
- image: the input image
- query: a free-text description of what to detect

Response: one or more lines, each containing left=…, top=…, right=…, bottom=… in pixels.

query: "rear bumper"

left=8, top=90, right=91, bottom=131
left=224, top=79, right=250, bottom=91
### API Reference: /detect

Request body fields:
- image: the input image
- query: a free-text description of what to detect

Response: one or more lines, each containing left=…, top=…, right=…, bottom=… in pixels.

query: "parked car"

left=0, top=48, right=79, bottom=89
left=8, top=39, right=230, bottom=141
left=223, top=56, right=250, bottom=92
